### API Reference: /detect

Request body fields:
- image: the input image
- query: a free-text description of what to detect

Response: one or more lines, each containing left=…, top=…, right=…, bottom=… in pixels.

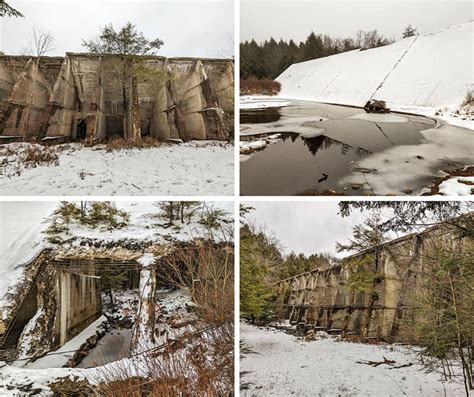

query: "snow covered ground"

left=0, top=141, right=234, bottom=196
left=277, top=23, right=473, bottom=130
left=240, top=322, right=465, bottom=397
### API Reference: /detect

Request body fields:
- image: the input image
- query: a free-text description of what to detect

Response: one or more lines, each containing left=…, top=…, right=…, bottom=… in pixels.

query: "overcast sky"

left=245, top=201, right=370, bottom=257
left=241, top=0, right=473, bottom=43
left=1, top=0, right=233, bottom=57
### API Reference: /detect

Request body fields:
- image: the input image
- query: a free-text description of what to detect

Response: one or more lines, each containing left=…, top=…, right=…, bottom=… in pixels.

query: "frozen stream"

left=240, top=100, right=473, bottom=195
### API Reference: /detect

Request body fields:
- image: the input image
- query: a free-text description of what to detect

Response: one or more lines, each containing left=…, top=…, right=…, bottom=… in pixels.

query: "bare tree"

left=22, top=27, right=54, bottom=138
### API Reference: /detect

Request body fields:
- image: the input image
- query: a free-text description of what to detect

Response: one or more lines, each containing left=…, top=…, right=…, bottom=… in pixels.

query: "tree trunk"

left=448, top=271, right=472, bottom=394
left=122, top=58, right=141, bottom=141
left=23, top=58, right=40, bottom=139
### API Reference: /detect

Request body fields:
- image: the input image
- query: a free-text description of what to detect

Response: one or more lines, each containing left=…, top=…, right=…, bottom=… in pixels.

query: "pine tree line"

left=240, top=27, right=419, bottom=80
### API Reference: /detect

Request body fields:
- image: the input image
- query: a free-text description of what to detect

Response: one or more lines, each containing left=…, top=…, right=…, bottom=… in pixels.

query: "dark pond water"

left=240, top=100, right=436, bottom=195
left=77, top=328, right=132, bottom=368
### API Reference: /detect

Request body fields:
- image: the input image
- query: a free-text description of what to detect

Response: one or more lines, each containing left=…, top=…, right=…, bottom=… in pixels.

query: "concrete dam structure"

left=277, top=220, right=472, bottom=342
left=0, top=53, right=234, bottom=143
left=277, top=22, right=473, bottom=112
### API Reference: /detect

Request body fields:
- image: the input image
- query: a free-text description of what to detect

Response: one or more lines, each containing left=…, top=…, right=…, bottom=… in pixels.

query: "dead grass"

left=240, top=77, right=281, bottom=96
left=462, top=89, right=474, bottom=106
left=96, top=324, right=234, bottom=396
left=23, top=145, right=58, bottom=166
left=105, top=137, right=164, bottom=150
left=96, top=242, right=234, bottom=396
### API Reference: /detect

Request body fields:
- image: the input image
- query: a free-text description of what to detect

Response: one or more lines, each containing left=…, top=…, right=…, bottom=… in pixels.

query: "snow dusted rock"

left=437, top=176, right=474, bottom=196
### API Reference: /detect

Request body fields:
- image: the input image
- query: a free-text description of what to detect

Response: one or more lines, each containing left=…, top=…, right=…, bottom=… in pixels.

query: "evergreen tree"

left=81, top=22, right=166, bottom=142
left=240, top=224, right=281, bottom=321
left=336, top=213, right=387, bottom=340
left=0, top=1, right=24, bottom=17
left=81, top=22, right=163, bottom=55
left=156, top=201, right=177, bottom=226
left=101, top=270, right=129, bottom=307
left=402, top=24, right=418, bottom=38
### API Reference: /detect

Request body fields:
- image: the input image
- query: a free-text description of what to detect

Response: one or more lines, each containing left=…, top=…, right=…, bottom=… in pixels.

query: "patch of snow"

left=241, top=115, right=327, bottom=137
left=0, top=202, right=56, bottom=319
left=349, top=113, right=409, bottom=123
left=15, top=307, right=45, bottom=360
left=16, top=316, right=107, bottom=370
left=240, top=96, right=291, bottom=109
left=0, top=364, right=87, bottom=396
left=438, top=176, right=474, bottom=196
left=0, top=141, right=234, bottom=196
left=240, top=322, right=465, bottom=396
left=240, top=140, right=268, bottom=151
left=137, top=253, right=155, bottom=267
left=341, top=124, right=474, bottom=195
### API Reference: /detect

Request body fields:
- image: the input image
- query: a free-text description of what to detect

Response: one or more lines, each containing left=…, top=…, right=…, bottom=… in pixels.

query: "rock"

left=364, top=99, right=390, bottom=113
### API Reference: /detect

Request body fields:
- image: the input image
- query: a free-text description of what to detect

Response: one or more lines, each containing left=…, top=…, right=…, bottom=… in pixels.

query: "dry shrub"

left=240, top=77, right=281, bottom=96
left=48, top=376, right=95, bottom=396
left=105, top=137, right=163, bottom=150
left=463, top=89, right=474, bottom=106
left=96, top=242, right=235, bottom=396
left=23, top=145, right=58, bottom=166
left=159, top=241, right=234, bottom=325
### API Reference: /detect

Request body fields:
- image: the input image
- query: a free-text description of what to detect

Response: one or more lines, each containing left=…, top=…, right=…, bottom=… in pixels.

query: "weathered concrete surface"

left=0, top=254, right=102, bottom=357
left=0, top=54, right=234, bottom=142
left=277, top=220, right=473, bottom=342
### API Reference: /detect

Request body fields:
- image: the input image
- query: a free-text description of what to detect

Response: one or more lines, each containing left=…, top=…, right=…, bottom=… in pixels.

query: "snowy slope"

left=0, top=203, right=56, bottom=312
left=277, top=23, right=473, bottom=113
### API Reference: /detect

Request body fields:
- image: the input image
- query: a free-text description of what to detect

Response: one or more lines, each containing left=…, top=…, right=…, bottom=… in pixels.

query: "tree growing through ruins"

left=336, top=212, right=388, bottom=341
left=101, top=270, right=128, bottom=308
left=0, top=1, right=24, bottom=17
left=81, top=22, right=166, bottom=143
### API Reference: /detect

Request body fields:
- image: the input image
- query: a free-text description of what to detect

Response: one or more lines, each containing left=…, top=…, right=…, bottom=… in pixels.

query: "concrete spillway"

left=277, top=23, right=473, bottom=112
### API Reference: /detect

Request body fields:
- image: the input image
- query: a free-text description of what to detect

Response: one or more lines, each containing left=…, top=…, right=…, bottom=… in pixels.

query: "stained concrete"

left=277, top=221, right=473, bottom=342
left=0, top=54, right=233, bottom=142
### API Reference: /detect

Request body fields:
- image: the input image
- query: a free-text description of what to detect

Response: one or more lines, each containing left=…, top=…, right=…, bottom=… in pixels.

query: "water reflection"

left=240, top=100, right=435, bottom=195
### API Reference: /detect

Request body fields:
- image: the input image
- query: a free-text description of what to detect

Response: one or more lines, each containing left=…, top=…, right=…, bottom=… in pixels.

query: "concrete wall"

left=277, top=223, right=472, bottom=341
left=57, top=265, right=102, bottom=346
left=0, top=54, right=233, bottom=142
